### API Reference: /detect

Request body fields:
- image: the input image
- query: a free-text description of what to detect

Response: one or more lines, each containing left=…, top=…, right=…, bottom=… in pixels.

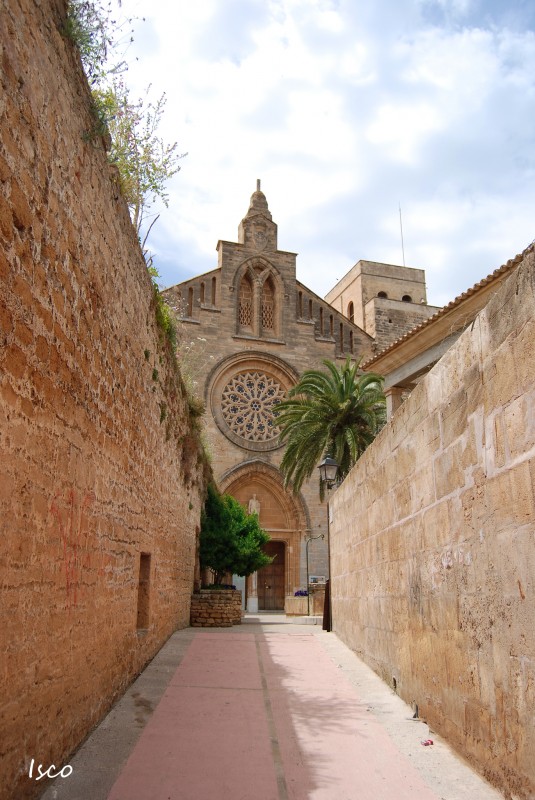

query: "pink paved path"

left=107, top=629, right=444, bottom=800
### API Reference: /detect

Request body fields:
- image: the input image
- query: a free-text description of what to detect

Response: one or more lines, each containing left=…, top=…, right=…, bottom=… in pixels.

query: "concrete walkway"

left=41, top=615, right=504, bottom=800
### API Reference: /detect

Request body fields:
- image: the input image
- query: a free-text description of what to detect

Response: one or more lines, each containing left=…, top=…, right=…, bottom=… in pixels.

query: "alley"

left=41, top=616, right=503, bottom=800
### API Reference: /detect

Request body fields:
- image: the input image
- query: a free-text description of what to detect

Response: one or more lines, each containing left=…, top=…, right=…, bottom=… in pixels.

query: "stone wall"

left=364, top=296, right=438, bottom=349
left=330, top=251, right=535, bottom=799
left=190, top=590, right=242, bottom=627
left=0, top=2, right=206, bottom=798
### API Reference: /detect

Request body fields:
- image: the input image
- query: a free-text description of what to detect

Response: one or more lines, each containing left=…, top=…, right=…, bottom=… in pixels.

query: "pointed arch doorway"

left=219, top=461, right=309, bottom=613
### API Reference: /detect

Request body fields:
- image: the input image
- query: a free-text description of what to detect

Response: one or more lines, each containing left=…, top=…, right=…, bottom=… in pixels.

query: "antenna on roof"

left=399, top=203, right=406, bottom=267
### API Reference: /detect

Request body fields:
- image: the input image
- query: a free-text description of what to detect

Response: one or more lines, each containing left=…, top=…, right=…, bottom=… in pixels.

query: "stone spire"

left=245, top=179, right=272, bottom=220
left=238, top=180, right=277, bottom=250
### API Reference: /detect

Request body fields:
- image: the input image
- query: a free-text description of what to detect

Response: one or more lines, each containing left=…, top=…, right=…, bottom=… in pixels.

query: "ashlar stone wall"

left=330, top=251, right=535, bottom=799
left=0, top=1, right=205, bottom=798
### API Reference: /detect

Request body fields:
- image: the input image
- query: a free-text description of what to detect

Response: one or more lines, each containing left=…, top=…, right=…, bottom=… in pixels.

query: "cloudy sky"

left=114, top=0, right=535, bottom=307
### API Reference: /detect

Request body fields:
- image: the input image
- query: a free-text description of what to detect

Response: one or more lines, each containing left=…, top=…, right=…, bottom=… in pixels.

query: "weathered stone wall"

left=190, top=590, right=242, bottom=627
left=330, top=251, right=535, bottom=799
left=364, top=296, right=438, bottom=348
left=0, top=1, right=205, bottom=798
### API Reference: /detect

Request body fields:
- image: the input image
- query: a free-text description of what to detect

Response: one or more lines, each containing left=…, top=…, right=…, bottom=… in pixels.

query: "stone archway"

left=220, top=461, right=309, bottom=612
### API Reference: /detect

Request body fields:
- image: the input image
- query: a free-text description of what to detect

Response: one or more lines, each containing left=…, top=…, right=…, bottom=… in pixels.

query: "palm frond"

left=277, top=357, right=386, bottom=496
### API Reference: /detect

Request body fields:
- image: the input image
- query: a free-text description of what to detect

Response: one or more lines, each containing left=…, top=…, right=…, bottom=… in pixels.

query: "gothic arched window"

left=347, top=301, right=354, bottom=323
left=239, top=274, right=253, bottom=330
left=261, top=276, right=275, bottom=333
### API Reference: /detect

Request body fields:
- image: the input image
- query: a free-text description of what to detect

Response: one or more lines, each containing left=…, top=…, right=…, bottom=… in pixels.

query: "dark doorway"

left=258, top=540, right=285, bottom=611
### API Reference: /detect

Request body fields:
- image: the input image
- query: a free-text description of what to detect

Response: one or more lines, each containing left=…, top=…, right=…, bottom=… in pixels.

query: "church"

left=163, top=182, right=438, bottom=612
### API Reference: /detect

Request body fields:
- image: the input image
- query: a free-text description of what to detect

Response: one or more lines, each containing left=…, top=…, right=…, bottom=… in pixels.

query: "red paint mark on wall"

left=49, top=488, right=97, bottom=608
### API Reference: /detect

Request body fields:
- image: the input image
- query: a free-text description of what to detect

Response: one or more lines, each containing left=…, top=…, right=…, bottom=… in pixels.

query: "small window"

left=402, top=295, right=412, bottom=302
left=187, top=287, right=194, bottom=317
left=200, top=282, right=205, bottom=304
left=319, top=307, right=324, bottom=335
left=329, top=314, right=334, bottom=336
left=339, top=322, right=344, bottom=350
left=298, top=291, right=303, bottom=318
left=377, top=291, right=388, bottom=299
left=211, top=276, right=216, bottom=305
left=347, top=301, right=354, bottom=323
left=349, top=330, right=354, bottom=354
left=137, top=553, right=151, bottom=630
left=309, top=298, right=313, bottom=319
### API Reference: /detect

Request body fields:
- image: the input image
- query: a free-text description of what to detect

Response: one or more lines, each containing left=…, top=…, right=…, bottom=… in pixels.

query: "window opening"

left=347, top=301, right=354, bottom=323
left=187, top=287, right=193, bottom=317
left=239, top=275, right=253, bottom=329
left=261, top=277, right=275, bottom=332
left=137, top=553, right=151, bottom=630
left=211, top=276, right=216, bottom=305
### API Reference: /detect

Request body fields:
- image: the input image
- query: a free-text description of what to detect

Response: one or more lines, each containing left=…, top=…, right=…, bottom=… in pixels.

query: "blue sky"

left=115, top=0, right=535, bottom=306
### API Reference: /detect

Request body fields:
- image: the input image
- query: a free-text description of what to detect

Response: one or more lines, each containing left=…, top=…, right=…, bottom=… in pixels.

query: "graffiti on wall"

left=49, top=488, right=111, bottom=608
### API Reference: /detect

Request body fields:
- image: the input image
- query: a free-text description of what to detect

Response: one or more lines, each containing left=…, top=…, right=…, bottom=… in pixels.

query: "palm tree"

left=276, top=357, right=386, bottom=499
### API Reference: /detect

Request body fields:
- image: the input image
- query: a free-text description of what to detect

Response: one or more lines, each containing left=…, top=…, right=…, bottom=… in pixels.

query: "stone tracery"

left=221, top=371, right=285, bottom=442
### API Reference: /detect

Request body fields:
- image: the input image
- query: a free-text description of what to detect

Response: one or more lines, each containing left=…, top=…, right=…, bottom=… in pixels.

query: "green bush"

left=200, top=484, right=272, bottom=585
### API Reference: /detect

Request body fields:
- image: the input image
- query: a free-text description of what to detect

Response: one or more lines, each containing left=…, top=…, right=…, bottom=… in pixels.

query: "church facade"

left=164, top=183, right=437, bottom=612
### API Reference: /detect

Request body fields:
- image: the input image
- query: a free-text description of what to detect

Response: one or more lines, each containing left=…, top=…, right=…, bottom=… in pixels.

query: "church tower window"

left=261, top=276, right=275, bottom=333
left=239, top=275, right=253, bottom=329
left=347, top=301, right=354, bottom=323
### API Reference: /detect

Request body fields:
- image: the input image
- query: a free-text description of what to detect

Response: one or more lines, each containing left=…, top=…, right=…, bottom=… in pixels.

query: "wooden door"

left=258, top=541, right=285, bottom=611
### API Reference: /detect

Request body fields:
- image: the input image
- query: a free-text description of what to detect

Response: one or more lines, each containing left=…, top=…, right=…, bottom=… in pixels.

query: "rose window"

left=221, top=372, right=285, bottom=442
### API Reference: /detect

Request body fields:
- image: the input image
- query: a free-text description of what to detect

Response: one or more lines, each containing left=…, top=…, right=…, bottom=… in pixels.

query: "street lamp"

left=318, top=457, right=339, bottom=632
left=318, top=457, right=339, bottom=486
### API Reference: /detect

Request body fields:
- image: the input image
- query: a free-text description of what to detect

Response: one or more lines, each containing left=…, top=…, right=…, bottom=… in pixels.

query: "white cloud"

left=111, top=0, right=535, bottom=309
left=366, top=102, right=443, bottom=164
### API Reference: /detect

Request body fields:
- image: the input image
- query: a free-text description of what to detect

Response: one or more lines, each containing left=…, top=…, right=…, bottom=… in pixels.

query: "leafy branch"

left=64, top=1, right=186, bottom=240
